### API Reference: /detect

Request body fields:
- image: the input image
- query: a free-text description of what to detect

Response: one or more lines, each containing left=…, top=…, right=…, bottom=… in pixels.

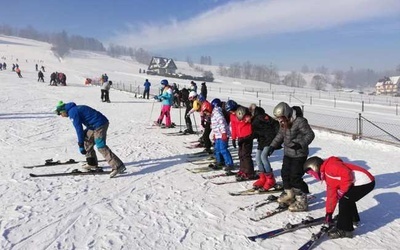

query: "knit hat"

left=55, top=101, right=66, bottom=115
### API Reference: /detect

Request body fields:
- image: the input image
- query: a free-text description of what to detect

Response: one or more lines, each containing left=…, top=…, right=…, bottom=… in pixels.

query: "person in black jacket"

left=38, top=70, right=45, bottom=82
left=200, top=82, right=207, bottom=100
left=251, top=106, right=280, bottom=191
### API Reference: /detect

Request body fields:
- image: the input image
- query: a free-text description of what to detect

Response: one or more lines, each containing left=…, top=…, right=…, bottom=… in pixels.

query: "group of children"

left=153, top=79, right=376, bottom=240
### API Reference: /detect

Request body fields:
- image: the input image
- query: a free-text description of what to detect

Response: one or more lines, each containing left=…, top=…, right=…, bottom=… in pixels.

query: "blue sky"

left=1, top=0, right=400, bottom=71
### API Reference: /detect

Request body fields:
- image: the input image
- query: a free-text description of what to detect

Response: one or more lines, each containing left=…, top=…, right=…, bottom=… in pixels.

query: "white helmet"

left=188, top=91, right=197, bottom=100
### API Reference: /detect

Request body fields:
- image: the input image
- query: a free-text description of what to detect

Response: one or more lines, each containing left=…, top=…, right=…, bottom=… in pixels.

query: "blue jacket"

left=64, top=102, right=109, bottom=144
left=144, top=80, right=151, bottom=90
left=158, top=86, right=173, bottom=106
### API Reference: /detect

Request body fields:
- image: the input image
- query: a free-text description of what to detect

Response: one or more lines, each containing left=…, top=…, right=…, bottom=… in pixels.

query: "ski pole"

left=179, top=103, right=182, bottom=133
left=192, top=112, right=199, bottom=134
left=149, top=100, right=156, bottom=125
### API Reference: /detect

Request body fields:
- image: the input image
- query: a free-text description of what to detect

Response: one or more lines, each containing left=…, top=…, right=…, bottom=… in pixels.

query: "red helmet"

left=201, top=101, right=213, bottom=113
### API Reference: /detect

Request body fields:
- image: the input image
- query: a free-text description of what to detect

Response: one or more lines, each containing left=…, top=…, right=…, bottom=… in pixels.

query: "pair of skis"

left=248, top=214, right=332, bottom=250
left=25, top=159, right=111, bottom=178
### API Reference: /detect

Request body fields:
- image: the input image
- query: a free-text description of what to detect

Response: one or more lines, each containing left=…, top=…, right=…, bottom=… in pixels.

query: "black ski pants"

left=281, top=155, right=309, bottom=193
left=336, top=181, right=375, bottom=231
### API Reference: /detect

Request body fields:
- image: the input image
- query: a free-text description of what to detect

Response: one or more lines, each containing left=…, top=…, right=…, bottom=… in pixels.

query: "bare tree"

left=332, top=70, right=345, bottom=89
left=301, top=64, right=309, bottom=73
left=311, top=74, right=328, bottom=90
left=283, top=71, right=306, bottom=87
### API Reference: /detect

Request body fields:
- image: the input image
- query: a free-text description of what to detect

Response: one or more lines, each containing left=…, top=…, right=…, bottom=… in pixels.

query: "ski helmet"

left=201, top=101, right=213, bottom=113
left=198, top=94, right=206, bottom=102
left=235, top=106, right=247, bottom=121
left=211, top=98, right=221, bottom=108
left=188, top=91, right=197, bottom=100
left=161, top=79, right=169, bottom=86
left=55, top=100, right=65, bottom=115
left=225, top=100, right=238, bottom=112
left=273, top=102, right=293, bottom=119
left=303, top=156, right=324, bottom=173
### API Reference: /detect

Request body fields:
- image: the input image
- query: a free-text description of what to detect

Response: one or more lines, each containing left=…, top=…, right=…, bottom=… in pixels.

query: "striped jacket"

left=211, top=106, right=230, bottom=138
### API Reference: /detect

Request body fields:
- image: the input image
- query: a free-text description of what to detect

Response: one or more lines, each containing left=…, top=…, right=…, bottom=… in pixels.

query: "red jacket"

left=321, top=156, right=374, bottom=214
left=230, top=112, right=252, bottom=139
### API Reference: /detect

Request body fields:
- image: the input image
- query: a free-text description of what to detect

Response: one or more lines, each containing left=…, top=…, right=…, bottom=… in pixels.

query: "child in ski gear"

left=200, top=100, right=213, bottom=154
left=155, top=79, right=174, bottom=128
left=143, top=79, right=151, bottom=99
left=184, top=91, right=202, bottom=134
left=225, top=100, right=256, bottom=181
left=251, top=105, right=280, bottom=190
left=55, top=101, right=125, bottom=178
left=15, top=67, right=22, bottom=78
left=269, top=102, right=315, bottom=211
left=209, top=98, right=234, bottom=171
left=304, top=156, right=375, bottom=239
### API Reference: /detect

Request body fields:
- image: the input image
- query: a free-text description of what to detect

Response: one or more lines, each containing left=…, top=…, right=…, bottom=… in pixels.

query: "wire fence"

left=109, top=81, right=400, bottom=146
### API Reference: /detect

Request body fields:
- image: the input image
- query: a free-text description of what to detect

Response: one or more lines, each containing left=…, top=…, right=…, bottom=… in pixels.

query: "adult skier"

left=55, top=101, right=126, bottom=178
left=154, top=79, right=174, bottom=128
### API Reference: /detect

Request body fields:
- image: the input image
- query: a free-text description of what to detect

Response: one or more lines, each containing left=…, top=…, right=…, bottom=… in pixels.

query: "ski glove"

left=232, top=139, right=237, bottom=148
left=267, top=146, right=275, bottom=156
left=221, top=133, right=228, bottom=142
left=290, top=142, right=302, bottom=150
left=78, top=143, right=87, bottom=155
left=337, top=190, right=346, bottom=200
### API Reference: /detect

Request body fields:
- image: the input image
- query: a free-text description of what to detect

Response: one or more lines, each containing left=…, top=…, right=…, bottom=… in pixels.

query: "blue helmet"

left=225, top=100, right=238, bottom=112
left=198, top=94, right=206, bottom=102
left=211, top=98, right=221, bottom=108
left=161, top=79, right=169, bottom=86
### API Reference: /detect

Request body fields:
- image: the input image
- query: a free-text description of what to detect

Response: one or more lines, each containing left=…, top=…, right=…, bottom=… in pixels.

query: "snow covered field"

left=0, top=36, right=399, bottom=250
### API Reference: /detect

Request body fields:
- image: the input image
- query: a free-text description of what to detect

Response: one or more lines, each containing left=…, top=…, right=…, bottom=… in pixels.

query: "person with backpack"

left=268, top=102, right=315, bottom=212
left=143, top=79, right=151, bottom=99
left=251, top=105, right=280, bottom=191
left=55, top=101, right=126, bottom=178
left=303, top=156, right=375, bottom=239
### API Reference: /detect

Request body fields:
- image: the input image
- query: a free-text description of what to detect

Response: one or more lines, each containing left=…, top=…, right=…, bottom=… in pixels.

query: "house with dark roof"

left=147, top=56, right=177, bottom=75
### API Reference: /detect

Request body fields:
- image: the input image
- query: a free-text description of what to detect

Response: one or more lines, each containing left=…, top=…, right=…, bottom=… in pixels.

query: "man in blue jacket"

left=143, top=79, right=151, bottom=99
left=56, top=101, right=125, bottom=178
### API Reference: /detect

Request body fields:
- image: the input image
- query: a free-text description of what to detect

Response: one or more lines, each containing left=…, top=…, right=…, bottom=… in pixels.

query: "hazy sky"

left=1, top=0, right=400, bottom=71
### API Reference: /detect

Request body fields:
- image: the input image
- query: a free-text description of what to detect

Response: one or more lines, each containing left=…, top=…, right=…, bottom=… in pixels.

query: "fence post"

left=310, top=96, right=312, bottom=105
left=334, top=98, right=336, bottom=108
left=289, top=93, right=291, bottom=103
left=396, top=104, right=398, bottom=115
left=272, top=92, right=274, bottom=100
left=361, top=101, right=364, bottom=112
left=219, top=87, right=221, bottom=93
left=259, top=100, right=261, bottom=107
left=301, top=105, right=304, bottom=114
left=358, top=113, right=362, bottom=139
left=256, top=91, right=258, bottom=98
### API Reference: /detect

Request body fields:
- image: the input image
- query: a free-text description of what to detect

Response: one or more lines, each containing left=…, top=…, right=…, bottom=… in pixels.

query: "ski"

left=239, top=194, right=279, bottom=211
left=247, top=216, right=325, bottom=241
left=23, top=159, right=78, bottom=168
left=298, top=225, right=331, bottom=250
left=185, top=166, right=222, bottom=173
left=185, top=144, right=204, bottom=149
left=229, top=183, right=284, bottom=196
left=29, top=168, right=112, bottom=177
left=187, top=158, right=216, bottom=165
left=250, top=195, right=317, bottom=221
left=201, top=171, right=238, bottom=179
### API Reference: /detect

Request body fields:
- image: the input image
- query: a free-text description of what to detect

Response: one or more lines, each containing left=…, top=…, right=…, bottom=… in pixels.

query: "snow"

left=1, top=35, right=400, bottom=250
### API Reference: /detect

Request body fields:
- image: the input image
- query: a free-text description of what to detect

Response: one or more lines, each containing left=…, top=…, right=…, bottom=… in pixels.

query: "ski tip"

left=247, top=236, right=256, bottom=242
left=29, top=173, right=38, bottom=177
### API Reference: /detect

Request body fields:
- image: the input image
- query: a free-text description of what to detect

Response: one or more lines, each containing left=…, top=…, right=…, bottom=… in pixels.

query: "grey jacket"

left=270, top=116, right=315, bottom=158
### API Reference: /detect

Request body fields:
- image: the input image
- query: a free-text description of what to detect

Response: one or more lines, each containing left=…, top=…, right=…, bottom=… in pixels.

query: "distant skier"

left=15, top=67, right=23, bottom=78
left=101, top=80, right=112, bottom=102
left=143, top=79, right=151, bottom=99
left=200, top=82, right=207, bottom=100
left=303, top=156, right=375, bottom=239
left=38, top=70, right=44, bottom=82
left=35, top=64, right=38, bottom=71
left=55, top=101, right=126, bottom=178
